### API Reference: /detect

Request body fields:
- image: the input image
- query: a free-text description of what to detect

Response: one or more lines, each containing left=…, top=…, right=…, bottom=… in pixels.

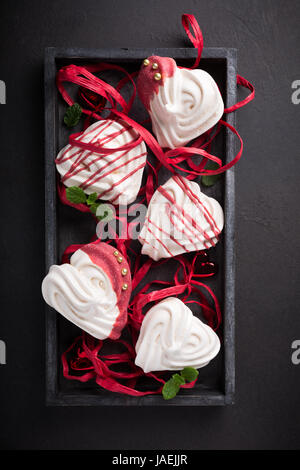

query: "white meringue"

left=135, top=297, right=220, bottom=373
left=56, top=119, right=147, bottom=204
left=138, top=175, right=224, bottom=261
left=42, top=249, right=120, bottom=340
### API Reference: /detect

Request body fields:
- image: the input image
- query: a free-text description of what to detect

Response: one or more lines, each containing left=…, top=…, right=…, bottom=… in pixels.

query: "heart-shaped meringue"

left=42, top=243, right=131, bottom=340
left=137, top=56, right=224, bottom=149
left=56, top=119, right=147, bottom=204
left=138, top=175, right=224, bottom=261
left=135, top=297, right=220, bottom=373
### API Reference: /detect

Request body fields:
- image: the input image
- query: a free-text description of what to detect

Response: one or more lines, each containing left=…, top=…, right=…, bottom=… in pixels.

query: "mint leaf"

left=64, top=103, right=82, bottom=128
left=66, top=186, right=87, bottom=204
left=180, top=367, right=199, bottom=383
left=201, top=161, right=222, bottom=187
left=162, top=377, right=181, bottom=400
left=86, top=192, right=98, bottom=205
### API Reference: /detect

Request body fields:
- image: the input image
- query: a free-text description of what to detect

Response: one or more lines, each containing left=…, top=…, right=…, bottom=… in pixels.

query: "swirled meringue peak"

left=135, top=297, right=220, bottom=373
left=138, top=175, right=224, bottom=261
left=56, top=119, right=147, bottom=204
left=41, top=242, right=132, bottom=340
left=137, top=56, right=224, bottom=149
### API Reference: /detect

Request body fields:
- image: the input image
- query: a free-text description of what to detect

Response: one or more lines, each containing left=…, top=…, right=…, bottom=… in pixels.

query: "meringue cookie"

left=42, top=242, right=131, bottom=340
left=56, top=119, right=147, bottom=204
left=135, top=297, right=220, bottom=373
left=137, top=56, right=224, bottom=149
left=138, top=175, right=224, bottom=261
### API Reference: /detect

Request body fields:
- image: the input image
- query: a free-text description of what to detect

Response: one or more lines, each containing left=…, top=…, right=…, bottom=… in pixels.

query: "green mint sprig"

left=162, top=367, right=199, bottom=400
left=64, top=103, right=82, bottom=128
left=201, top=161, right=222, bottom=187
left=66, top=186, right=114, bottom=222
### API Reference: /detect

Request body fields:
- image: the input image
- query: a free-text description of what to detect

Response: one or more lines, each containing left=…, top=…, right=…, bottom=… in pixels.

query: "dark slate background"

left=0, top=0, right=299, bottom=450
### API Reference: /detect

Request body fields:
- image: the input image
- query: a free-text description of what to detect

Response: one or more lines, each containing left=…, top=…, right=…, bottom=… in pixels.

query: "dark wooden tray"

left=44, top=47, right=237, bottom=406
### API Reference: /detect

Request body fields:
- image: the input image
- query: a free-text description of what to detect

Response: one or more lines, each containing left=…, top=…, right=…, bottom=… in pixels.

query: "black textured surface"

left=1, top=0, right=300, bottom=449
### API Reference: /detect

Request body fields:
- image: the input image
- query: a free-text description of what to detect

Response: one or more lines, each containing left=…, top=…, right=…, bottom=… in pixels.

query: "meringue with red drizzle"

left=137, top=56, right=224, bottom=149
left=138, top=175, right=224, bottom=261
left=56, top=119, right=147, bottom=204
left=41, top=242, right=131, bottom=340
left=135, top=297, right=220, bottom=373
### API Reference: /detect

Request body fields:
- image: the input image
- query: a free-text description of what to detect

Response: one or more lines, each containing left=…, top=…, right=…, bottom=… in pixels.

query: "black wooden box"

left=44, top=47, right=237, bottom=406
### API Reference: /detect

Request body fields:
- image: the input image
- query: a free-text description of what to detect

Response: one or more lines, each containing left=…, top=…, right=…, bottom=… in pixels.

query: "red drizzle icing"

left=78, top=86, right=106, bottom=112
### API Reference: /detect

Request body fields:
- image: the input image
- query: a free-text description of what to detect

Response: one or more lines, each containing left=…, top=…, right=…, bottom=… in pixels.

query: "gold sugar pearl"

left=154, top=72, right=162, bottom=81
left=117, top=256, right=123, bottom=264
left=122, top=283, right=128, bottom=291
left=113, top=250, right=119, bottom=256
left=143, top=58, right=150, bottom=66
left=121, top=268, right=128, bottom=276
left=152, top=62, right=158, bottom=70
